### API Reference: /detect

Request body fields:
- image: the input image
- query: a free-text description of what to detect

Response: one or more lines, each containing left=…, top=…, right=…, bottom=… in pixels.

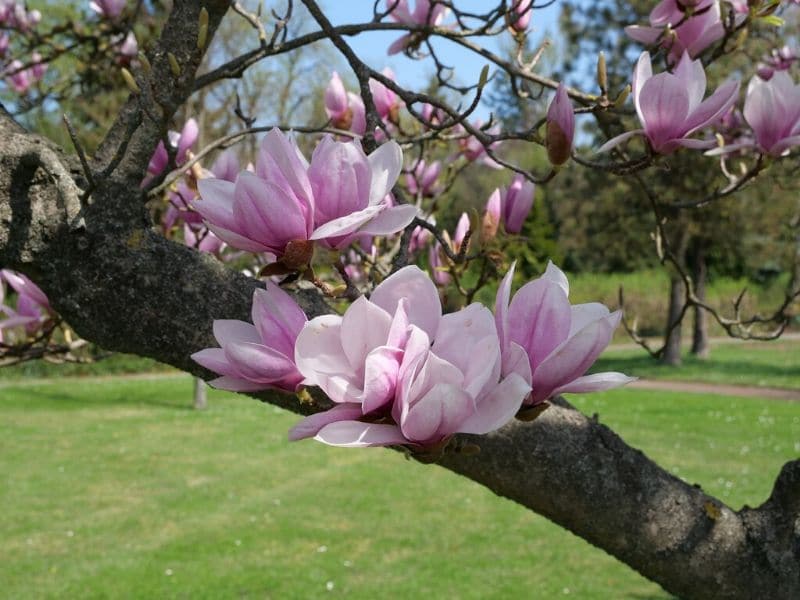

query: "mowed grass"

left=2, top=376, right=799, bottom=599
left=593, top=339, right=800, bottom=389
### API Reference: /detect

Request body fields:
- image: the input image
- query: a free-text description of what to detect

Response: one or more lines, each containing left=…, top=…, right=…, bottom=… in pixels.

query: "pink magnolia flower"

left=191, top=283, right=307, bottom=392
left=507, top=0, right=532, bottom=33
left=428, top=242, right=451, bottom=286
left=289, top=266, right=531, bottom=447
left=0, top=269, right=52, bottom=336
left=194, top=129, right=416, bottom=262
left=370, top=68, right=403, bottom=124
left=324, top=71, right=366, bottom=135
left=742, top=71, right=800, bottom=156
left=405, top=159, right=442, bottom=197
left=495, top=262, right=634, bottom=405
left=183, top=223, right=225, bottom=255
left=546, top=84, right=575, bottom=166
left=113, top=31, right=138, bottom=63
left=626, top=0, right=725, bottom=64
left=90, top=0, right=126, bottom=20
left=599, top=51, right=739, bottom=154
left=144, top=118, right=199, bottom=183
left=495, top=174, right=535, bottom=234
left=385, top=0, right=450, bottom=55
left=5, top=54, right=46, bottom=93
left=454, top=121, right=502, bottom=169
left=756, top=46, right=797, bottom=81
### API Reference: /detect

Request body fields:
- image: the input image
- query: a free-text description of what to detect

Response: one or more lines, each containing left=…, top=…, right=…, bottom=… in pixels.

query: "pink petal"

left=191, top=348, right=240, bottom=378
left=552, top=372, right=636, bottom=396
left=684, top=80, right=740, bottom=135
left=195, top=179, right=237, bottom=230
left=360, top=346, right=403, bottom=413
left=224, top=341, right=297, bottom=382
left=367, top=141, right=403, bottom=205
left=370, top=266, right=442, bottom=339
left=340, top=296, right=393, bottom=369
left=355, top=204, right=418, bottom=236
left=315, top=421, right=409, bottom=447
left=252, top=283, right=307, bottom=357
left=401, top=383, right=475, bottom=443
left=288, top=403, right=364, bottom=441
left=208, top=375, right=270, bottom=392
left=213, top=319, right=260, bottom=346
left=458, top=373, right=531, bottom=435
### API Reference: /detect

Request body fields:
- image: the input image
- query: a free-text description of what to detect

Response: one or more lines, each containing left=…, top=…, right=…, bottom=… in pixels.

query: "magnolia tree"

left=1, top=1, right=799, bottom=598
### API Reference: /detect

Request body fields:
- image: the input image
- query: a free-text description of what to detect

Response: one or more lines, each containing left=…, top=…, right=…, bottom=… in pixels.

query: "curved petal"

left=552, top=372, right=636, bottom=396
left=503, top=341, right=532, bottom=384
left=310, top=205, right=383, bottom=241
left=401, top=383, right=475, bottom=443
left=213, top=320, right=260, bottom=346
left=195, top=178, right=237, bottom=230
left=205, top=223, right=273, bottom=254
left=639, top=73, right=690, bottom=150
left=208, top=375, right=269, bottom=392
left=356, top=204, right=418, bottom=236
left=340, top=296, right=393, bottom=369
left=542, top=261, right=569, bottom=296
left=568, top=303, right=610, bottom=337
left=433, top=304, right=499, bottom=391
left=632, top=51, right=653, bottom=124
left=494, top=263, right=515, bottom=351
left=294, top=315, right=350, bottom=381
left=367, top=140, right=403, bottom=205
left=459, top=373, right=531, bottom=435
left=360, top=346, right=403, bottom=414
left=370, top=266, right=442, bottom=338
left=288, top=403, right=364, bottom=441
left=507, top=278, right=571, bottom=372
left=597, top=129, right=645, bottom=154
left=673, top=52, right=706, bottom=114
left=233, top=173, right=308, bottom=247
left=315, top=421, right=409, bottom=447
left=684, top=80, right=740, bottom=135
left=531, top=311, right=621, bottom=404
left=191, top=348, right=240, bottom=378
left=252, top=284, right=307, bottom=357
left=224, top=342, right=296, bottom=382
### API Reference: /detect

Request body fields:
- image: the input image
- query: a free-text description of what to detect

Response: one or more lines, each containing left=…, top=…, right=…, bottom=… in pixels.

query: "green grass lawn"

left=2, top=376, right=798, bottom=599
left=593, top=339, right=800, bottom=389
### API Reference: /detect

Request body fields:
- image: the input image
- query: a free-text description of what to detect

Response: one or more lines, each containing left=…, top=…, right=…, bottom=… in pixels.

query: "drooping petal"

left=191, top=348, right=240, bottom=378
left=355, top=204, right=418, bottom=236
left=684, top=80, right=740, bottom=135
left=208, top=375, right=269, bottom=392
left=224, top=342, right=297, bottom=382
left=551, top=372, right=636, bottom=396
left=315, top=421, right=409, bottom=447
left=288, top=403, right=365, bottom=441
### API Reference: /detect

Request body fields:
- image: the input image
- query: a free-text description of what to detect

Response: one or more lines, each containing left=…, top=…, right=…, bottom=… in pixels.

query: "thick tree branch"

left=0, top=102, right=797, bottom=598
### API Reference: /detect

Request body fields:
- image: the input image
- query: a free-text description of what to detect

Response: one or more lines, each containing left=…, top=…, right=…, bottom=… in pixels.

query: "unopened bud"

left=614, top=85, right=631, bottom=107
left=198, top=7, right=209, bottom=49
left=597, top=51, right=607, bottom=94
left=137, top=52, right=151, bottom=74
left=168, top=52, right=181, bottom=77
left=545, top=84, right=575, bottom=166
left=120, top=67, right=140, bottom=94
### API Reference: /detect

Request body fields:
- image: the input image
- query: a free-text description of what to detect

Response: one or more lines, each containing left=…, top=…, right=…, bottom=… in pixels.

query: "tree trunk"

left=193, top=376, right=208, bottom=410
left=691, top=245, right=710, bottom=359
left=661, top=274, right=684, bottom=366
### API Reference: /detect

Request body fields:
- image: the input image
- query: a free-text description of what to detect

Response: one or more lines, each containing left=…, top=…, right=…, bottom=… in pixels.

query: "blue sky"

left=318, top=1, right=563, bottom=119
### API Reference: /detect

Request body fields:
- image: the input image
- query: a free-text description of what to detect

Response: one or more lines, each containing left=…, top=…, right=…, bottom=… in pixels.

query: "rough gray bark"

left=0, top=3, right=798, bottom=598
left=662, top=274, right=684, bottom=366
left=691, top=245, right=710, bottom=359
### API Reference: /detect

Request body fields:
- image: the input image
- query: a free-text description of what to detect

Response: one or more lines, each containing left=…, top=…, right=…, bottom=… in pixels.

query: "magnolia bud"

left=546, top=84, right=575, bottom=166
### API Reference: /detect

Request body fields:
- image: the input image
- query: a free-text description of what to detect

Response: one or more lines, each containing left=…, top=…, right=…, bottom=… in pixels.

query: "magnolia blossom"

left=191, top=283, right=306, bottom=392
left=289, top=266, right=531, bottom=447
left=454, top=121, right=502, bottom=169
left=324, top=71, right=366, bottom=135
left=0, top=1, right=41, bottom=30
left=405, top=159, right=442, bottom=197
left=369, top=68, right=402, bottom=124
left=90, top=0, right=126, bottom=19
left=194, top=129, right=417, bottom=263
left=756, top=46, right=797, bottom=81
left=385, top=0, right=449, bottom=55
left=546, top=84, right=575, bottom=166
left=5, top=54, right=46, bottom=93
left=626, top=0, right=726, bottom=64
left=144, top=118, right=199, bottom=184
left=599, top=52, right=739, bottom=154
left=741, top=72, right=800, bottom=156
left=495, top=262, right=634, bottom=405
left=0, top=269, right=52, bottom=338
left=113, top=31, right=138, bottom=63
left=507, top=0, right=532, bottom=33
left=484, top=175, right=535, bottom=237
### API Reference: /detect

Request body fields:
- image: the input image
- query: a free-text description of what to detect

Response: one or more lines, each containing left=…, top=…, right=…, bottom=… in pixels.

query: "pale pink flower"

left=290, top=266, right=531, bottom=447
left=90, top=0, right=126, bottom=20
left=324, top=71, right=366, bottom=136
left=194, top=129, right=416, bottom=260
left=405, top=159, right=442, bottom=197
left=192, top=283, right=307, bottom=392
left=546, top=84, right=575, bottom=165
left=144, top=118, right=199, bottom=183
left=599, top=52, right=739, bottom=154
left=385, top=0, right=450, bottom=55
left=495, top=262, right=634, bottom=405
left=507, top=0, right=532, bottom=33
